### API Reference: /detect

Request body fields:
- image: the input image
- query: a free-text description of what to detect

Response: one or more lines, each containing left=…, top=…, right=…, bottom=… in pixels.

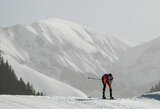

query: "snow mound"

left=141, top=92, right=160, bottom=101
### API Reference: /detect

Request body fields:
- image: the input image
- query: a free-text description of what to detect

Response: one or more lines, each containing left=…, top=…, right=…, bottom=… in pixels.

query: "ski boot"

left=102, top=95, right=106, bottom=99
left=110, top=96, right=114, bottom=100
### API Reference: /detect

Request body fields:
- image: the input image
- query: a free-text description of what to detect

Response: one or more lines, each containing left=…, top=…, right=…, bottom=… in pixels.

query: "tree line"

left=149, top=81, right=160, bottom=93
left=0, top=51, right=43, bottom=95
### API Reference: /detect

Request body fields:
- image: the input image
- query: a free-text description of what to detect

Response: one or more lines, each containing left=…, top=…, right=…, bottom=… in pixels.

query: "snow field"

left=0, top=95, right=159, bottom=109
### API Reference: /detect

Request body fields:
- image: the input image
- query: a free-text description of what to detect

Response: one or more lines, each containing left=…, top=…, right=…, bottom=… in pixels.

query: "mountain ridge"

left=0, top=17, right=135, bottom=97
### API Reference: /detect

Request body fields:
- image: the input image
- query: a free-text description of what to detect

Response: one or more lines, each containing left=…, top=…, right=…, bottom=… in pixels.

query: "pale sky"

left=1, top=0, right=160, bottom=44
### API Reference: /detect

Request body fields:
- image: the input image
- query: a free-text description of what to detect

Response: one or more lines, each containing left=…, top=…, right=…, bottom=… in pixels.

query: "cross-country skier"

left=101, top=73, right=114, bottom=99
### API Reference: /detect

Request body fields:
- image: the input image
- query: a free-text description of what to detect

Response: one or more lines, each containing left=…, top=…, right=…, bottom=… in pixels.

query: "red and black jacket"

left=102, top=74, right=113, bottom=89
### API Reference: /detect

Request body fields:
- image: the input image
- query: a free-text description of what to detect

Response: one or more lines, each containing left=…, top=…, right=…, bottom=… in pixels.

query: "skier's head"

left=108, top=73, right=113, bottom=83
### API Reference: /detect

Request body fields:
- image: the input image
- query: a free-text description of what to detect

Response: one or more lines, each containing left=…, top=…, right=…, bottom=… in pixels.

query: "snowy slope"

left=0, top=92, right=160, bottom=109
left=0, top=25, right=86, bottom=97
left=113, top=36, right=160, bottom=97
left=0, top=17, right=132, bottom=97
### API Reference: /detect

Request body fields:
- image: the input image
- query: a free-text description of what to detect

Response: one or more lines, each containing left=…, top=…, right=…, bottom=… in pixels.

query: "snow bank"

left=141, top=92, right=160, bottom=101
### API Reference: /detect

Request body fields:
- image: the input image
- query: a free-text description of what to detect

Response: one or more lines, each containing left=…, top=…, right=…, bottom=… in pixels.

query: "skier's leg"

left=101, top=77, right=106, bottom=99
left=102, top=83, right=106, bottom=99
left=109, top=89, right=112, bottom=98
left=109, top=89, right=114, bottom=99
left=107, top=83, right=113, bottom=99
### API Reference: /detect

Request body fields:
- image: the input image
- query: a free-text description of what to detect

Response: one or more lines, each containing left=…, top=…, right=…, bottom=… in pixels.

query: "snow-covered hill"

left=113, top=36, right=160, bottom=97
left=0, top=17, right=132, bottom=97
left=0, top=38, right=86, bottom=97
left=0, top=92, right=159, bottom=109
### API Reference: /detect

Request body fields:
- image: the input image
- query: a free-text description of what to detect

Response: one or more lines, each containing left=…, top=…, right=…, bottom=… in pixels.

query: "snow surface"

left=0, top=92, right=160, bottom=109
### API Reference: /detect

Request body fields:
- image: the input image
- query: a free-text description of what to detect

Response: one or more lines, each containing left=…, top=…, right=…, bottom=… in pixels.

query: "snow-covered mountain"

left=113, top=36, right=160, bottom=97
left=0, top=17, right=132, bottom=97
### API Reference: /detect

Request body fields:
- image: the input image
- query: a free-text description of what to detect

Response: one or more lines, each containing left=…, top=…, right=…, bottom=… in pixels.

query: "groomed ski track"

left=0, top=95, right=159, bottom=109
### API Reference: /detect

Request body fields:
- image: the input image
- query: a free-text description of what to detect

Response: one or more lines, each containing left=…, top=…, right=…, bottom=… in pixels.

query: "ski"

left=75, top=98, right=118, bottom=101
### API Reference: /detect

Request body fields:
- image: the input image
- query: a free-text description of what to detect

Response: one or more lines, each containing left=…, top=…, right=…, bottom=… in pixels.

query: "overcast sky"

left=1, top=0, right=160, bottom=44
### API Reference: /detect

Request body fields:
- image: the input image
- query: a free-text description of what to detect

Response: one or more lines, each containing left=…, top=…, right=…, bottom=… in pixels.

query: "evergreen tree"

left=149, top=81, right=160, bottom=92
left=0, top=52, right=44, bottom=95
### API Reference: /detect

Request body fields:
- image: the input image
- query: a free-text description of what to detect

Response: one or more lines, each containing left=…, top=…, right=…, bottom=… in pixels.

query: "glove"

left=109, top=80, right=112, bottom=84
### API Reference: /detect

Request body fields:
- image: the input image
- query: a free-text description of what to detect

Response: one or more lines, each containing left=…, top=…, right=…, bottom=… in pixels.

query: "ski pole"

left=88, top=77, right=101, bottom=80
